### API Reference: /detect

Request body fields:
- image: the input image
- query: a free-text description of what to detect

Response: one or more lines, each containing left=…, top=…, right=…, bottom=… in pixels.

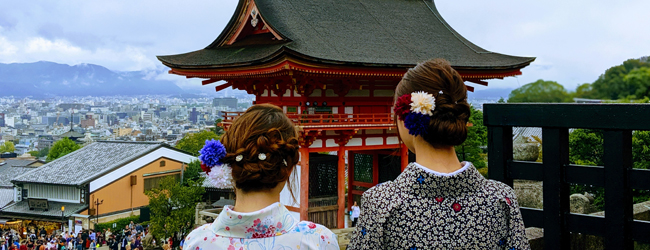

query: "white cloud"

left=0, top=0, right=649, bottom=93
left=0, top=36, right=18, bottom=56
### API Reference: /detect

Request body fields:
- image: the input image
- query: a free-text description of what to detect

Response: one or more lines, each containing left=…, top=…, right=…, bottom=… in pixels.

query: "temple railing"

left=484, top=103, right=650, bottom=249
left=221, top=112, right=394, bottom=129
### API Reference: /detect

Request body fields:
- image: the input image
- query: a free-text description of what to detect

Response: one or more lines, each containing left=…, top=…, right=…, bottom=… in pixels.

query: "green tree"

left=182, top=160, right=204, bottom=185
left=591, top=59, right=650, bottom=99
left=507, top=80, right=572, bottom=103
left=624, top=67, right=650, bottom=99
left=146, top=176, right=205, bottom=239
left=211, top=119, right=225, bottom=136
left=573, top=83, right=598, bottom=99
left=569, top=129, right=604, bottom=166
left=455, top=105, right=487, bottom=168
left=47, top=138, right=81, bottom=161
left=0, top=141, right=15, bottom=153
left=176, top=130, right=220, bottom=156
left=37, top=147, right=50, bottom=158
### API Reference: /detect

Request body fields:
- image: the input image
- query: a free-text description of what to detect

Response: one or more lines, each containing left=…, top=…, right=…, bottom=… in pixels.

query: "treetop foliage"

left=0, top=141, right=15, bottom=153
left=47, top=137, right=81, bottom=162
left=507, top=58, right=650, bottom=102
left=146, top=176, right=205, bottom=239
left=508, top=80, right=571, bottom=103
left=175, top=130, right=220, bottom=157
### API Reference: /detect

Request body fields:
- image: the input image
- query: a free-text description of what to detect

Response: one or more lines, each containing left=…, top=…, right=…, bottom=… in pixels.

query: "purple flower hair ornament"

left=199, top=139, right=227, bottom=167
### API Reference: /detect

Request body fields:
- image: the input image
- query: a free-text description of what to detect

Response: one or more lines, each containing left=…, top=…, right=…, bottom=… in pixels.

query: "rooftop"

left=1, top=200, right=88, bottom=219
left=12, top=141, right=173, bottom=186
left=158, top=0, right=534, bottom=71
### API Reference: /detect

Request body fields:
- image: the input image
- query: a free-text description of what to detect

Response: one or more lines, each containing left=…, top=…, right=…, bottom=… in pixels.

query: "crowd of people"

left=0, top=227, right=105, bottom=250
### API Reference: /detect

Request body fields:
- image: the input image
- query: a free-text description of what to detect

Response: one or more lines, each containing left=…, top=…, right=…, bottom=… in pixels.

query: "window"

left=143, top=174, right=180, bottom=192
left=160, top=160, right=166, bottom=167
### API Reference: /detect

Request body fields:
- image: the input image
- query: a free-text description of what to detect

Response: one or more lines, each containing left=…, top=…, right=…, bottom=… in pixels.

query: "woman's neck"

left=413, top=137, right=462, bottom=174
left=233, top=188, right=281, bottom=213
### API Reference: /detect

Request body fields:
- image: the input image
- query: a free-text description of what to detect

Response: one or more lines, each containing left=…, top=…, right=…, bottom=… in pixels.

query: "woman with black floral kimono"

left=347, top=59, right=530, bottom=250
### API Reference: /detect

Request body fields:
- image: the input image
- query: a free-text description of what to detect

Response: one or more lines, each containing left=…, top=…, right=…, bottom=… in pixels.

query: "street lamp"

left=61, top=206, right=65, bottom=232
left=94, top=199, right=104, bottom=225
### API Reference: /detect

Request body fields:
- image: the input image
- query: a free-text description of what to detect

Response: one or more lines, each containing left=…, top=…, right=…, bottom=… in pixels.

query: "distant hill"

left=0, top=61, right=185, bottom=97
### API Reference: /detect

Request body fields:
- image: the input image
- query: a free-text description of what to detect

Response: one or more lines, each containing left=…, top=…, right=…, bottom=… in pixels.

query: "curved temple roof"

left=158, top=0, right=534, bottom=71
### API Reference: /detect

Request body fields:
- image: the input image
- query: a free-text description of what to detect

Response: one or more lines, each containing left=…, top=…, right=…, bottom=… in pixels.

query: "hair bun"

left=395, top=59, right=471, bottom=146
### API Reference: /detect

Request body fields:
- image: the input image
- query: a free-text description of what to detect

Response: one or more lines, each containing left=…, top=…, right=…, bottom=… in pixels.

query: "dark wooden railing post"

left=542, top=128, right=570, bottom=249
left=603, top=130, right=633, bottom=249
left=487, top=126, right=513, bottom=186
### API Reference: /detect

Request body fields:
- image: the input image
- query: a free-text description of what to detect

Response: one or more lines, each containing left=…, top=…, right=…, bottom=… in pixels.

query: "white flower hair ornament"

left=198, top=139, right=234, bottom=189
left=393, top=91, right=438, bottom=136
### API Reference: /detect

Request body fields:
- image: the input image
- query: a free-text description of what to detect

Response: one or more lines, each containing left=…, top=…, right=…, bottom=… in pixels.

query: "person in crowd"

left=182, top=104, right=339, bottom=249
left=119, top=232, right=128, bottom=250
left=107, top=235, right=118, bottom=250
left=1, top=235, right=6, bottom=250
left=347, top=59, right=530, bottom=249
left=350, top=201, right=360, bottom=227
left=74, top=235, right=82, bottom=250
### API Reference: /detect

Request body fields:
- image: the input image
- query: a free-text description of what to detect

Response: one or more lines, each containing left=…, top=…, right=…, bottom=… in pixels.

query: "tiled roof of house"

left=0, top=188, right=14, bottom=209
left=1, top=200, right=88, bottom=218
left=0, top=165, right=33, bottom=187
left=158, top=0, right=534, bottom=70
left=12, top=141, right=170, bottom=186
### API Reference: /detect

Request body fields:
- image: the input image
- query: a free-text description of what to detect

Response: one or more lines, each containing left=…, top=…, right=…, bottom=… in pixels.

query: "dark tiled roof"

left=0, top=188, right=14, bottom=209
left=158, top=0, right=534, bottom=70
left=0, top=165, right=33, bottom=187
left=1, top=200, right=87, bottom=218
left=12, top=141, right=164, bottom=186
left=1, top=159, right=39, bottom=168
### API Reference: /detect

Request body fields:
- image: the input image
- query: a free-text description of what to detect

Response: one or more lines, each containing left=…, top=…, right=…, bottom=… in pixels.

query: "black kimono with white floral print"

left=347, top=162, right=530, bottom=250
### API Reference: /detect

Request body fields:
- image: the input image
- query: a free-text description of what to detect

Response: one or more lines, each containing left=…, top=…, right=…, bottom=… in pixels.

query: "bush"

left=94, top=215, right=140, bottom=232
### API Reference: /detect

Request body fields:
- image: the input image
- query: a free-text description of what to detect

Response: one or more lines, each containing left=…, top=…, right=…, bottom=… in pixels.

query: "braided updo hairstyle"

left=220, top=104, right=300, bottom=193
left=395, top=58, right=471, bottom=146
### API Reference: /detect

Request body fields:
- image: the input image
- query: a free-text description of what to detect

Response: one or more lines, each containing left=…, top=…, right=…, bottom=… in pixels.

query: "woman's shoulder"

left=482, top=179, right=519, bottom=204
left=291, top=221, right=339, bottom=247
left=360, top=180, right=403, bottom=205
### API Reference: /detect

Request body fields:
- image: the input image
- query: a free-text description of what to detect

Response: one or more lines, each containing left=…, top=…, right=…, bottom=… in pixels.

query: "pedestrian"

left=182, top=104, right=339, bottom=249
left=346, top=59, right=530, bottom=249
left=349, top=201, right=360, bottom=227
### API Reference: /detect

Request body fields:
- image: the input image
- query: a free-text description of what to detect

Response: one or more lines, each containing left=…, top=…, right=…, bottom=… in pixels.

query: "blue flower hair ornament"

left=199, top=139, right=227, bottom=168
left=393, top=91, right=437, bottom=137
left=198, top=139, right=233, bottom=189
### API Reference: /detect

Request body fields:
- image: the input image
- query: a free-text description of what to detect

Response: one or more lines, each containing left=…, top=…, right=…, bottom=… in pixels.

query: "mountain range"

left=0, top=61, right=185, bottom=97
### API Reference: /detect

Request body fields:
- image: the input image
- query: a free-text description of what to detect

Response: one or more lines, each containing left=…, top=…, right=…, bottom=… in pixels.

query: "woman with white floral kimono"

left=347, top=59, right=530, bottom=250
left=183, top=104, right=339, bottom=250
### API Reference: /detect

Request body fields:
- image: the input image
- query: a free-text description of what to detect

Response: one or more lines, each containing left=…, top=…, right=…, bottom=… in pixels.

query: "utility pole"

left=94, top=199, right=104, bottom=225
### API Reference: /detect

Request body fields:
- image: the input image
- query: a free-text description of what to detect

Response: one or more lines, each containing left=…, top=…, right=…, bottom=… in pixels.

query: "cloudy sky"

left=1, top=0, right=649, bottom=93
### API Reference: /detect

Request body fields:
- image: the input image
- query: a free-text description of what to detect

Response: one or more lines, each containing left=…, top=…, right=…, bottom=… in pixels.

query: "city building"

left=212, top=98, right=238, bottom=109
left=0, top=141, right=195, bottom=230
left=157, top=0, right=534, bottom=228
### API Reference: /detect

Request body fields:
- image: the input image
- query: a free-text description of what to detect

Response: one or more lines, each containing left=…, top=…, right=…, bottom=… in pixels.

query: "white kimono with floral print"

left=183, top=202, right=339, bottom=250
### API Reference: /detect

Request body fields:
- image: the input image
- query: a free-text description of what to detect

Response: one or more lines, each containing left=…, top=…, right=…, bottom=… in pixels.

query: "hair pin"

left=258, top=153, right=267, bottom=161
left=438, top=90, right=444, bottom=95
left=283, top=160, right=288, bottom=166
left=235, top=155, right=243, bottom=162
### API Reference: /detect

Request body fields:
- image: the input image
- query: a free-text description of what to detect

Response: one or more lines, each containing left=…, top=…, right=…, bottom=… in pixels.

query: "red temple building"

left=158, top=0, right=534, bottom=228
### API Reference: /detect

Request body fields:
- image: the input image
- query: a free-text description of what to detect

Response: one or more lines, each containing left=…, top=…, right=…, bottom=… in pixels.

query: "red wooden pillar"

left=347, top=151, right=355, bottom=211
left=337, top=145, right=346, bottom=228
left=401, top=143, right=409, bottom=171
left=299, top=147, right=310, bottom=221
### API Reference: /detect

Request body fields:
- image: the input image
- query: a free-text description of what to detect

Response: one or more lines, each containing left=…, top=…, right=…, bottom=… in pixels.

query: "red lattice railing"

left=221, top=112, right=394, bottom=129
